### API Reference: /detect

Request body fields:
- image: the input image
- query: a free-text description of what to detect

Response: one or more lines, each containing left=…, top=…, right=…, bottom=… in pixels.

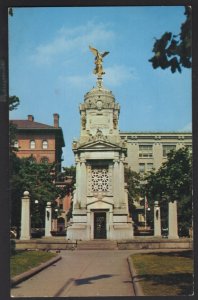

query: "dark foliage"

left=149, top=7, right=191, bottom=73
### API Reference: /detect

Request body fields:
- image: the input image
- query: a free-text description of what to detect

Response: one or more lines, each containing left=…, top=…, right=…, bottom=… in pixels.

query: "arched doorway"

left=94, top=212, right=107, bottom=239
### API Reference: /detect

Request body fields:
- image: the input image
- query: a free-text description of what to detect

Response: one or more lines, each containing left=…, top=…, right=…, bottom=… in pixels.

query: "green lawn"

left=131, top=250, right=193, bottom=296
left=11, top=250, right=57, bottom=278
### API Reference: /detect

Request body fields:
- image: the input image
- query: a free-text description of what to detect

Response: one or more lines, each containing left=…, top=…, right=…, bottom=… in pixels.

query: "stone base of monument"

left=66, top=222, right=134, bottom=241
left=14, top=239, right=76, bottom=251
left=67, top=224, right=88, bottom=240
left=117, top=238, right=193, bottom=250
left=14, top=237, right=192, bottom=251
left=110, top=224, right=134, bottom=240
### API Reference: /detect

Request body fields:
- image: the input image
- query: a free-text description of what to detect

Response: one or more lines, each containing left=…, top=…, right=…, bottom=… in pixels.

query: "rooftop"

left=10, top=120, right=56, bottom=130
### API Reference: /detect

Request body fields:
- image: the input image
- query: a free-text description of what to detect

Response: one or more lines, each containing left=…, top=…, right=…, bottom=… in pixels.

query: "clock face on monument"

left=96, top=100, right=103, bottom=110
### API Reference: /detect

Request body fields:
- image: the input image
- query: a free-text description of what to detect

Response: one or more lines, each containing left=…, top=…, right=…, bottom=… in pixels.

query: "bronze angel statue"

left=89, top=45, right=109, bottom=76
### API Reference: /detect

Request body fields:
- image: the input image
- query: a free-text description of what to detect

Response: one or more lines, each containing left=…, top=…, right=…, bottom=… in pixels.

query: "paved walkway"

left=11, top=250, right=135, bottom=297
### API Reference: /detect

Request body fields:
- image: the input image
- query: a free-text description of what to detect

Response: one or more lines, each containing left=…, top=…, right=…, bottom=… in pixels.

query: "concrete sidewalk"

left=11, top=250, right=135, bottom=297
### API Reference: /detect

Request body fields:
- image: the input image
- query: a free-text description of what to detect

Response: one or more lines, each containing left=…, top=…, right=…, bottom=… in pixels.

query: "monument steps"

left=77, top=240, right=118, bottom=250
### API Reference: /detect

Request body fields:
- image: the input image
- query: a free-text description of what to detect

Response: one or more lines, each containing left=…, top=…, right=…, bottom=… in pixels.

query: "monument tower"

left=67, top=46, right=133, bottom=240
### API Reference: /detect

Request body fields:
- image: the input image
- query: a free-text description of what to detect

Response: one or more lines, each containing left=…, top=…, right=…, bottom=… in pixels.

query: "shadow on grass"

left=135, top=272, right=193, bottom=296
left=145, top=250, right=193, bottom=259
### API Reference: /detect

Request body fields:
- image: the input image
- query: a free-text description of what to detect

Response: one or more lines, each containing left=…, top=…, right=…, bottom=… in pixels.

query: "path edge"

left=127, top=256, right=144, bottom=296
left=11, top=254, right=62, bottom=287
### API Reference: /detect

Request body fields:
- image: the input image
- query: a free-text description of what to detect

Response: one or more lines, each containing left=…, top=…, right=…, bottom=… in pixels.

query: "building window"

left=139, top=145, right=153, bottom=158
left=139, top=163, right=145, bottom=173
left=30, top=140, right=35, bottom=149
left=147, top=163, right=153, bottom=172
left=42, top=140, right=48, bottom=149
left=40, top=157, right=49, bottom=164
left=163, top=145, right=176, bottom=157
left=91, top=167, right=109, bottom=192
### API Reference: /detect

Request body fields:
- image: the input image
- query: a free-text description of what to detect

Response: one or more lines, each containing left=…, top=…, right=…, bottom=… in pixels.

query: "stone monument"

left=67, top=46, right=133, bottom=240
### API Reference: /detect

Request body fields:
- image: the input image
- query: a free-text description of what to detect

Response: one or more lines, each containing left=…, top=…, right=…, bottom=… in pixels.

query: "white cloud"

left=58, top=73, right=95, bottom=96
left=30, top=21, right=115, bottom=65
left=105, top=65, right=139, bottom=86
left=58, top=64, right=138, bottom=91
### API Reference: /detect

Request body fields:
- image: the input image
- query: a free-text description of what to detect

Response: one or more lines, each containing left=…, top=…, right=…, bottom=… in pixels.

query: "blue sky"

left=9, top=6, right=192, bottom=167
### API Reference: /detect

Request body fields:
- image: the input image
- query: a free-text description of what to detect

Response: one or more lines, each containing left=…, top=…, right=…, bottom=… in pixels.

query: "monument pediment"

left=87, top=198, right=114, bottom=208
left=77, top=140, right=123, bottom=151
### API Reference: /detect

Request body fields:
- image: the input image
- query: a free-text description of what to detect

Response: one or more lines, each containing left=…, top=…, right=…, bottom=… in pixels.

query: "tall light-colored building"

left=120, top=132, right=192, bottom=173
left=119, top=132, right=192, bottom=230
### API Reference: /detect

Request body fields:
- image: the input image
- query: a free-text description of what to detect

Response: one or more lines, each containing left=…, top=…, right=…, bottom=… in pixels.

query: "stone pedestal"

left=45, top=202, right=52, bottom=237
left=168, top=200, right=179, bottom=239
left=154, top=201, right=161, bottom=237
left=20, top=191, right=31, bottom=240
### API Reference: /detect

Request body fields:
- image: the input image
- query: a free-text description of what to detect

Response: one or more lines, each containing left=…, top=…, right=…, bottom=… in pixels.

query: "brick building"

left=11, top=113, right=65, bottom=173
left=10, top=114, right=73, bottom=233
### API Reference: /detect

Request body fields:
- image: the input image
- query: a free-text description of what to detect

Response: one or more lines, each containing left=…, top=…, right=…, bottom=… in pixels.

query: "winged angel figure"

left=89, top=45, right=109, bottom=76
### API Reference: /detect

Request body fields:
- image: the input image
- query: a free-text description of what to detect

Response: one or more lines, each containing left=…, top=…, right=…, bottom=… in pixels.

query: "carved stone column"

left=20, top=191, right=31, bottom=240
left=168, top=200, right=179, bottom=239
left=119, top=154, right=125, bottom=206
left=80, top=159, right=87, bottom=208
left=45, top=202, right=52, bottom=237
left=113, top=159, right=120, bottom=207
left=87, top=210, right=91, bottom=239
left=75, top=156, right=81, bottom=205
left=154, top=201, right=161, bottom=237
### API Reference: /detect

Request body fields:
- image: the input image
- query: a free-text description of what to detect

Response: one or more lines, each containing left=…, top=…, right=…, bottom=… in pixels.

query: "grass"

left=131, top=250, right=194, bottom=296
left=10, top=250, right=57, bottom=278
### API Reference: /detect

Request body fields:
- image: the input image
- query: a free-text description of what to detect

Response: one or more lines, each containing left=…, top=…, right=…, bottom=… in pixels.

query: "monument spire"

left=89, top=45, right=109, bottom=88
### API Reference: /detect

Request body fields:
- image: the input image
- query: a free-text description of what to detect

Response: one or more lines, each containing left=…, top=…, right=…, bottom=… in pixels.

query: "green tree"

left=149, top=6, right=191, bottom=73
left=9, top=96, right=20, bottom=111
left=145, top=147, right=192, bottom=235
left=57, top=165, right=76, bottom=199
left=9, top=96, right=20, bottom=154
left=10, top=158, right=63, bottom=232
left=124, top=167, right=141, bottom=218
